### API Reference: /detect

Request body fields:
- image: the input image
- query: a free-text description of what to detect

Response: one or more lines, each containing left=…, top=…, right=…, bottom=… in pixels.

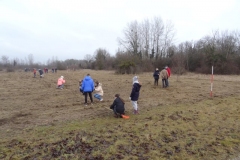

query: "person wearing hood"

left=153, top=68, right=160, bottom=86
left=82, top=74, right=94, bottom=106
left=57, top=76, right=66, bottom=89
left=129, top=76, right=142, bottom=114
left=94, top=81, right=103, bottom=101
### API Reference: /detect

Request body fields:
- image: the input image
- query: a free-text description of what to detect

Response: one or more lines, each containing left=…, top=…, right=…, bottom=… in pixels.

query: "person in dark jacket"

left=129, top=76, right=141, bottom=114
left=38, top=69, right=44, bottom=78
left=153, top=68, right=160, bottom=86
left=82, top=74, right=94, bottom=106
left=110, top=94, right=125, bottom=118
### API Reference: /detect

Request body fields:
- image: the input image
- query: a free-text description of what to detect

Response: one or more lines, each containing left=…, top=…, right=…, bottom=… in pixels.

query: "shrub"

left=6, top=67, right=15, bottom=72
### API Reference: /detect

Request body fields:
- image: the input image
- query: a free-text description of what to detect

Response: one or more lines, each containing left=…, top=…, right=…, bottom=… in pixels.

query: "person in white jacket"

left=94, top=81, right=103, bottom=101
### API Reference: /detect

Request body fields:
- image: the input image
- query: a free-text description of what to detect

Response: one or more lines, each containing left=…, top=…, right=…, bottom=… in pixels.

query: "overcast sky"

left=0, top=0, right=240, bottom=63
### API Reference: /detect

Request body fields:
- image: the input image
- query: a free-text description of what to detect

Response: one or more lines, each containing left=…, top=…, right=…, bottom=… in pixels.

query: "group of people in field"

left=54, top=66, right=171, bottom=119
left=32, top=68, right=58, bottom=78
left=56, top=73, right=142, bottom=118
left=153, top=66, right=171, bottom=88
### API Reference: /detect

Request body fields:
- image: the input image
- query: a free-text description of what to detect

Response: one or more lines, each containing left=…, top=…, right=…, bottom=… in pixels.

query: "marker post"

left=210, top=66, right=214, bottom=97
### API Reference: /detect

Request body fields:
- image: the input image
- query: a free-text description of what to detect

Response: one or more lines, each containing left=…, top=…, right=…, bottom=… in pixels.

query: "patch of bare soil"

left=1, top=70, right=240, bottom=138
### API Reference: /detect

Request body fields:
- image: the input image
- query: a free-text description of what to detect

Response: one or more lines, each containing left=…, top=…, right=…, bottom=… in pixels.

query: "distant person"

left=160, top=67, right=168, bottom=88
left=55, top=68, right=57, bottom=73
left=33, top=68, right=36, bottom=78
left=110, top=94, right=125, bottom=118
left=52, top=68, right=54, bottom=73
left=38, top=69, right=44, bottom=78
left=153, top=68, right=160, bottom=86
left=57, top=76, right=65, bottom=89
left=81, top=74, right=94, bottom=106
left=94, top=81, right=103, bottom=101
left=165, top=66, right=171, bottom=87
left=129, top=76, right=141, bottom=114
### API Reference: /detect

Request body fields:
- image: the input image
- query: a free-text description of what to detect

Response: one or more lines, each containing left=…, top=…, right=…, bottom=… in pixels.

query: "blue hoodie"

left=82, top=76, right=94, bottom=92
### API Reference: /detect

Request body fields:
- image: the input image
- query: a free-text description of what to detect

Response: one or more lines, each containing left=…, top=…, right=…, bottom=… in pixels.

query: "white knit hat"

left=132, top=76, right=139, bottom=84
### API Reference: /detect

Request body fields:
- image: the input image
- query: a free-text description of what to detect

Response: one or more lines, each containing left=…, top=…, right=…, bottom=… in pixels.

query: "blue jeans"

left=94, top=94, right=102, bottom=100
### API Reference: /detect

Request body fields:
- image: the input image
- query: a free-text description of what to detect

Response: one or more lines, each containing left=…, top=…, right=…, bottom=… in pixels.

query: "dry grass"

left=0, top=70, right=239, bottom=159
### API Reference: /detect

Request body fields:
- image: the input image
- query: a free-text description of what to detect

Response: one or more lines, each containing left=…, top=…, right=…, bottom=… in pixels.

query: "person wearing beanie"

left=160, top=68, right=169, bottom=88
left=110, top=94, right=125, bottom=118
left=94, top=81, right=104, bottom=101
left=130, top=76, right=142, bottom=114
left=153, top=68, right=160, bottom=86
left=57, top=76, right=65, bottom=89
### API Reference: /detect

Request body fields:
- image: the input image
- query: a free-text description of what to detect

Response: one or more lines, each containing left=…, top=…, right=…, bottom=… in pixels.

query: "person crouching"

left=110, top=94, right=125, bottom=118
left=94, top=81, right=103, bottom=101
left=57, top=76, right=65, bottom=89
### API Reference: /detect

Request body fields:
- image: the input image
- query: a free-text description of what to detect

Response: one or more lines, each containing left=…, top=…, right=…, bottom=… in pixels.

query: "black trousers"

left=154, top=78, right=159, bottom=85
left=84, top=92, right=93, bottom=103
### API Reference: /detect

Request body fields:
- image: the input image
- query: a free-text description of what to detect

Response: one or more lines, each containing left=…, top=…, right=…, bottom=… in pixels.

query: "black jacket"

left=39, top=70, right=43, bottom=75
left=153, top=70, right=160, bottom=79
left=130, top=83, right=141, bottom=101
left=110, top=97, right=125, bottom=114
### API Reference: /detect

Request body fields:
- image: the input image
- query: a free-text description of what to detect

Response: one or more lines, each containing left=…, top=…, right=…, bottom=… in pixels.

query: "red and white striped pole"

left=210, top=66, right=214, bottom=97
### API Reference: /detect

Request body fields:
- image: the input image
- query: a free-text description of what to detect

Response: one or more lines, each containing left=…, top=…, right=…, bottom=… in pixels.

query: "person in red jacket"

left=165, top=66, right=171, bottom=87
left=33, top=68, right=36, bottom=78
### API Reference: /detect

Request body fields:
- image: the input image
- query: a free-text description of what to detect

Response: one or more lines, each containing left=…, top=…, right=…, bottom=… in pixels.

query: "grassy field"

left=0, top=69, right=239, bottom=159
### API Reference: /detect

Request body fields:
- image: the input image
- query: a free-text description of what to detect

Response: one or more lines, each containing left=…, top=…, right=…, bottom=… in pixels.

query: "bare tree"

left=94, top=48, right=110, bottom=70
left=118, top=21, right=140, bottom=57
left=84, top=54, right=94, bottom=69
left=151, top=17, right=164, bottom=59
left=160, top=20, right=176, bottom=58
left=1, top=55, right=9, bottom=66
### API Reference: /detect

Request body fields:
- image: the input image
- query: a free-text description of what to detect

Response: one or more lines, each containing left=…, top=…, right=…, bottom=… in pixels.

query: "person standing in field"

left=33, top=68, right=36, bottom=78
left=57, top=76, right=65, bottom=89
left=38, top=69, right=44, bottom=78
left=82, top=74, right=94, bottom=106
left=94, top=81, right=103, bottom=101
left=153, top=68, right=160, bottom=86
left=160, top=67, right=169, bottom=88
left=130, top=76, right=142, bottom=114
left=165, top=66, right=171, bottom=87
left=110, top=94, right=125, bottom=118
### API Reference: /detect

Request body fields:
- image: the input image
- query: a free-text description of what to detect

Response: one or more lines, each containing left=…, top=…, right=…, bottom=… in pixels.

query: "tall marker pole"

left=210, top=66, right=214, bottom=97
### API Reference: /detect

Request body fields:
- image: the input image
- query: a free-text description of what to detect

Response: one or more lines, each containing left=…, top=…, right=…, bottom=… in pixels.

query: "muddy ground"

left=1, top=69, right=240, bottom=139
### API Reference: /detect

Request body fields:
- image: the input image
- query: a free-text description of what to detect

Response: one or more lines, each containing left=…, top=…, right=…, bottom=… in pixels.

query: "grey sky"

left=0, top=0, right=239, bottom=63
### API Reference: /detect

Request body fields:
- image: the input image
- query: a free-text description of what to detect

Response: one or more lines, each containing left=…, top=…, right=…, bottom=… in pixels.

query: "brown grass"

left=0, top=70, right=239, bottom=159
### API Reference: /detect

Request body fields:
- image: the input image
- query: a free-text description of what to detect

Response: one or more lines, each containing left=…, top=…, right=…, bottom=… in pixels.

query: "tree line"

left=1, top=17, right=240, bottom=74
